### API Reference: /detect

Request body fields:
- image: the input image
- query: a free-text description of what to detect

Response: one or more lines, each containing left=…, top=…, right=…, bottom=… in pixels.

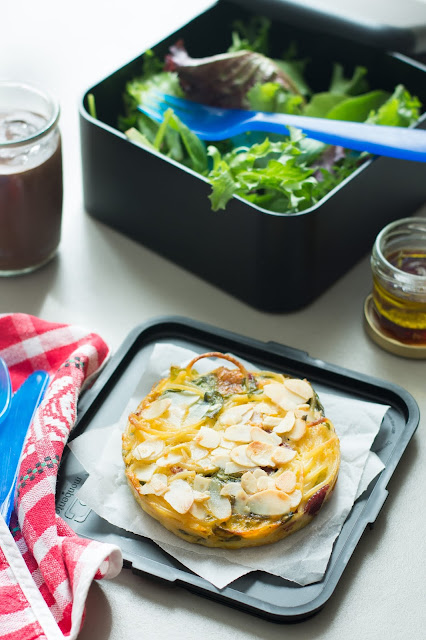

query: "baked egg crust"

left=122, top=352, right=340, bottom=549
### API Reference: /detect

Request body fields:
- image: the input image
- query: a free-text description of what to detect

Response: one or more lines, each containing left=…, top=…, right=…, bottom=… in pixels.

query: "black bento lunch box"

left=56, top=317, right=419, bottom=622
left=79, top=0, right=426, bottom=312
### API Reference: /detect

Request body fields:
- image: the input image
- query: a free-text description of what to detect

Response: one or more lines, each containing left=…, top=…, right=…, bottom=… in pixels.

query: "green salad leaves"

left=119, top=19, right=422, bottom=214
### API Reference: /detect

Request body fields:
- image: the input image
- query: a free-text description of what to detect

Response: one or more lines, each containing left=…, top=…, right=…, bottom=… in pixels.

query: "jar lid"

left=364, top=294, right=426, bottom=359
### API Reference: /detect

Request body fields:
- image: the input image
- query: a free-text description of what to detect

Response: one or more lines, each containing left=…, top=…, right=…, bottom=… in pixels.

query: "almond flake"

left=241, top=472, right=258, bottom=494
left=246, top=441, right=276, bottom=467
left=256, top=475, right=269, bottom=491
left=190, top=502, right=207, bottom=520
left=206, top=494, right=232, bottom=520
left=275, top=470, right=297, bottom=494
left=139, top=473, right=168, bottom=495
left=156, top=451, right=182, bottom=467
left=193, top=490, right=210, bottom=502
left=197, top=457, right=218, bottom=472
left=220, top=482, right=243, bottom=498
left=189, top=443, right=209, bottom=461
left=284, top=378, right=313, bottom=401
left=224, top=461, right=255, bottom=475
left=263, top=383, right=301, bottom=411
left=141, top=398, right=171, bottom=420
left=272, top=446, right=296, bottom=465
left=133, top=462, right=156, bottom=482
left=223, top=423, right=253, bottom=443
left=250, top=426, right=281, bottom=445
left=230, top=444, right=258, bottom=468
left=263, top=416, right=281, bottom=427
left=220, top=437, right=235, bottom=450
left=195, top=426, right=221, bottom=449
left=132, top=439, right=164, bottom=461
left=219, top=403, right=254, bottom=425
left=289, top=489, right=302, bottom=508
left=247, top=490, right=292, bottom=516
left=252, top=468, right=267, bottom=479
left=211, top=452, right=231, bottom=469
left=193, top=476, right=211, bottom=492
left=273, top=411, right=295, bottom=435
left=164, top=479, right=194, bottom=514
left=288, top=418, right=307, bottom=441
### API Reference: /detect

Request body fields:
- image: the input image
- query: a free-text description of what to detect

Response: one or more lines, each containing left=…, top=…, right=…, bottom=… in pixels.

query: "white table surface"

left=1, top=1, right=425, bottom=639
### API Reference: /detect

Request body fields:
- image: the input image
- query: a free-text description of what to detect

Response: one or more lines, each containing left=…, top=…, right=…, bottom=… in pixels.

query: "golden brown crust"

left=122, top=353, right=340, bottom=549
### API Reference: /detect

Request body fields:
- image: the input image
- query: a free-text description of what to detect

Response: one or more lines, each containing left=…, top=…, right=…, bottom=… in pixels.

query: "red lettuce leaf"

left=165, top=40, right=299, bottom=109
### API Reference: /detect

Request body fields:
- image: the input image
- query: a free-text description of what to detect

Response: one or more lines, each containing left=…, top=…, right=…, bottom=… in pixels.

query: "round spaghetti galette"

left=122, top=352, right=340, bottom=548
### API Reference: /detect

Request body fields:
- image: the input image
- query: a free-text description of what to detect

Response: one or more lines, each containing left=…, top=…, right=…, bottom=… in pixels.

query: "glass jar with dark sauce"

left=0, top=82, right=63, bottom=275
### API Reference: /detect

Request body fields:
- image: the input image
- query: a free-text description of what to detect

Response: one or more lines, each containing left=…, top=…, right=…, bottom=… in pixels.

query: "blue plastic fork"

left=138, top=91, right=426, bottom=162
left=0, top=357, right=12, bottom=424
left=0, top=370, right=49, bottom=524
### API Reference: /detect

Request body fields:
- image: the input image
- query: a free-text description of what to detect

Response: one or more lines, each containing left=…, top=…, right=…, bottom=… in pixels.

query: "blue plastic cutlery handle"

left=0, top=357, right=12, bottom=424
left=0, top=370, right=50, bottom=524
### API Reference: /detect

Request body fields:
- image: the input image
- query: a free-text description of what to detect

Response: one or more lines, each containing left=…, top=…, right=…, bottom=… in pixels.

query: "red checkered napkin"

left=0, top=314, right=123, bottom=640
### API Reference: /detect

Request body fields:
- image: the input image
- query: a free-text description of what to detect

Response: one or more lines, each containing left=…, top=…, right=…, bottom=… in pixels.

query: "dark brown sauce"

left=0, top=113, right=63, bottom=273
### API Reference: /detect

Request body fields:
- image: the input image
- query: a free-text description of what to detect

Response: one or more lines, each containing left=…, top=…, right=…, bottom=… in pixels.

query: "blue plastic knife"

left=0, top=370, right=50, bottom=524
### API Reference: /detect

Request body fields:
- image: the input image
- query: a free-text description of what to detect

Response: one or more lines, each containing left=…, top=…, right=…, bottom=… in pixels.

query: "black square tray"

left=56, top=317, right=419, bottom=622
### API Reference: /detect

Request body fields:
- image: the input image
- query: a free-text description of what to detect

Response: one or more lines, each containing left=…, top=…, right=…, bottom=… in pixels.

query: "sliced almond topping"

left=223, top=423, right=253, bottom=443
left=250, top=426, right=281, bottom=445
left=190, top=502, right=207, bottom=520
left=246, top=441, right=276, bottom=467
left=211, top=452, right=231, bottom=469
left=254, top=402, right=278, bottom=416
left=241, top=472, right=258, bottom=494
left=256, top=475, right=269, bottom=491
left=233, top=490, right=249, bottom=515
left=195, top=426, right=221, bottom=449
left=133, top=439, right=164, bottom=461
left=263, top=383, right=301, bottom=411
left=156, top=451, right=182, bottom=467
left=219, top=403, right=254, bottom=425
left=284, top=378, right=313, bottom=401
left=275, top=470, right=297, bottom=494
left=189, top=443, right=209, bottom=461
left=141, top=398, right=171, bottom=420
left=220, top=437, right=235, bottom=450
left=272, top=446, right=297, bottom=465
left=133, top=462, right=156, bottom=482
left=220, top=482, right=243, bottom=498
left=288, top=418, right=307, bottom=441
left=139, top=473, right=168, bottom=495
left=197, top=457, right=219, bottom=472
left=252, top=468, right=267, bottom=479
left=247, top=490, right=292, bottom=516
left=230, top=444, right=258, bottom=468
left=295, top=404, right=310, bottom=418
left=289, top=489, right=302, bottom=508
left=224, top=461, right=255, bottom=474
left=193, top=490, right=210, bottom=502
left=206, top=494, right=232, bottom=520
left=263, top=416, right=281, bottom=427
left=164, top=479, right=194, bottom=514
left=273, top=411, right=295, bottom=435
left=193, top=476, right=211, bottom=492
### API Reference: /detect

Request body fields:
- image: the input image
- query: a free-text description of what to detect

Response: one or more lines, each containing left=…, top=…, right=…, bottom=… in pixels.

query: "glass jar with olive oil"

left=370, top=217, right=426, bottom=347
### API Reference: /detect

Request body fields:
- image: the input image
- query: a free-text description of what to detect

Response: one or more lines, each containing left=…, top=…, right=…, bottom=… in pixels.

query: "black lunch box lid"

left=230, top=0, right=426, bottom=57
left=57, top=317, right=420, bottom=623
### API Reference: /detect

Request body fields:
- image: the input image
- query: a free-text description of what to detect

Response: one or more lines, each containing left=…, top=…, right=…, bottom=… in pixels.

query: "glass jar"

left=0, top=82, right=63, bottom=275
left=370, top=217, right=426, bottom=345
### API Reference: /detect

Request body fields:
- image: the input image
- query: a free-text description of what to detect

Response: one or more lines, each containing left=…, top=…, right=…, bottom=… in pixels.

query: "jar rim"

left=0, top=81, right=60, bottom=148
left=374, top=216, right=426, bottom=283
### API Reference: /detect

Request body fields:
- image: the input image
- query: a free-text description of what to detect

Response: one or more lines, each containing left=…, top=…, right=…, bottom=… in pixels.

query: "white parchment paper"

left=69, top=343, right=387, bottom=589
